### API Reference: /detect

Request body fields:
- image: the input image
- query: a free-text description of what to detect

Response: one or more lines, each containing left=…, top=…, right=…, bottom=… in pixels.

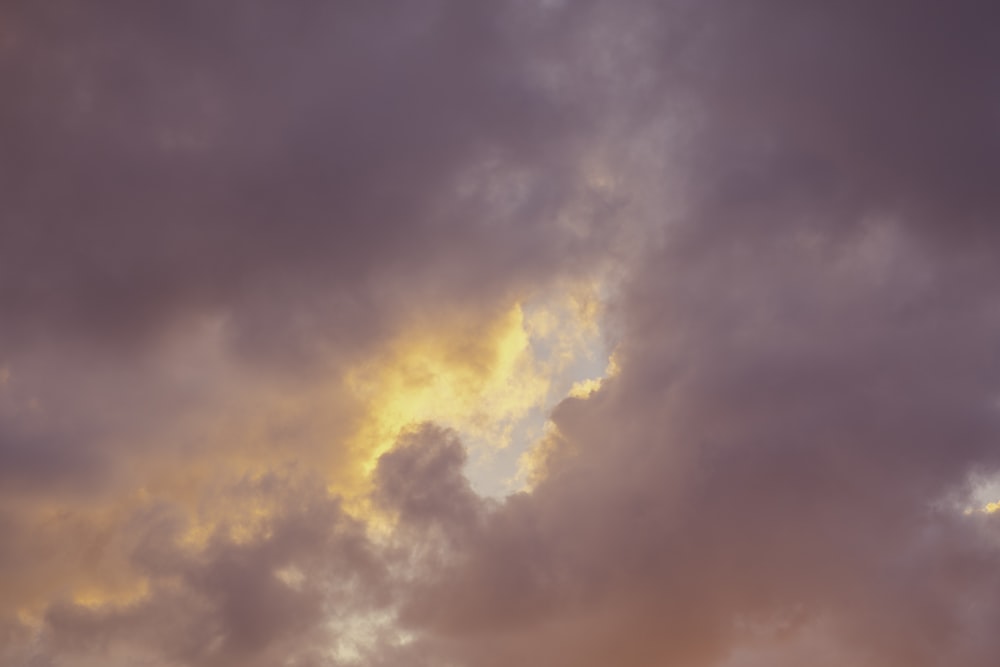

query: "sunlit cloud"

left=344, top=279, right=612, bottom=497
left=4, top=2, right=1000, bottom=666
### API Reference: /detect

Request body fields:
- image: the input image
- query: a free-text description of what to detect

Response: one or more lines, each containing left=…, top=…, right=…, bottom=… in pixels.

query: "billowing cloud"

left=2, top=1, right=1000, bottom=666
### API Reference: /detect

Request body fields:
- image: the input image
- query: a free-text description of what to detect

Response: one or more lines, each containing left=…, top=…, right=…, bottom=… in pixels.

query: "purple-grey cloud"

left=3, top=1, right=1000, bottom=666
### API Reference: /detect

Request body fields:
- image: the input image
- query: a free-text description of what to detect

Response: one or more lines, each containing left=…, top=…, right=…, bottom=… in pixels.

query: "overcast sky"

left=3, top=2, right=1000, bottom=666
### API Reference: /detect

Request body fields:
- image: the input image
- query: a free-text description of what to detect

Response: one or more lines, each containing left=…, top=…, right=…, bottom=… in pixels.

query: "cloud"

left=11, top=472, right=386, bottom=667
left=3, top=1, right=1000, bottom=666
left=0, top=1, right=615, bottom=357
left=373, top=425, right=481, bottom=531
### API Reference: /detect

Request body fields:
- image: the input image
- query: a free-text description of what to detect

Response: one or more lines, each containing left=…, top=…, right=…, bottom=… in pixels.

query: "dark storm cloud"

left=373, top=424, right=482, bottom=531
left=1, top=2, right=627, bottom=661
left=668, top=0, right=1000, bottom=244
left=354, top=2, right=1000, bottom=666
left=377, top=229, right=1000, bottom=667
left=4, top=1, right=1000, bottom=666
left=0, top=0, right=612, bottom=358
left=0, top=0, right=623, bottom=503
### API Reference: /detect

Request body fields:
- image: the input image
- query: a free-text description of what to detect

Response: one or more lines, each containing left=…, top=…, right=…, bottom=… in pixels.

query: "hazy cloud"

left=3, top=1, right=1000, bottom=666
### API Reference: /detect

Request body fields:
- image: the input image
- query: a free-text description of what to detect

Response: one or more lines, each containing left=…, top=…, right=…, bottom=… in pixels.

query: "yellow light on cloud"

left=344, top=303, right=549, bottom=474
left=342, top=279, right=612, bottom=495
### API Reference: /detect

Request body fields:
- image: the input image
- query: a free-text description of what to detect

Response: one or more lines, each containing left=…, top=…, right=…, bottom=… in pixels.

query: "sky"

left=2, top=2, right=1000, bottom=666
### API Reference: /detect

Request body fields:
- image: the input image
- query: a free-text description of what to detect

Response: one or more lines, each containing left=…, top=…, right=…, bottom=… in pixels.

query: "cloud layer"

left=2, top=2, right=1000, bottom=666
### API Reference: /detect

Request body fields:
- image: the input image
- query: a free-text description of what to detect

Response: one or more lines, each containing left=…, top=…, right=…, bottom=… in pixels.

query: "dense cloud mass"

left=3, top=1, right=1000, bottom=666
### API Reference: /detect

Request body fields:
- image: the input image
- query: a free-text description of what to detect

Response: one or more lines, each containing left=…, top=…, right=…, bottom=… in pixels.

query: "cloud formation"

left=2, top=1, right=1000, bottom=666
